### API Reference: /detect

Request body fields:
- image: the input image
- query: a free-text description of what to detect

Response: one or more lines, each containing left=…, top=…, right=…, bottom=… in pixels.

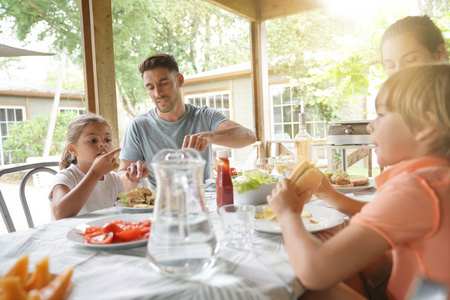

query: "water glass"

left=256, top=157, right=274, bottom=174
left=219, top=204, right=255, bottom=248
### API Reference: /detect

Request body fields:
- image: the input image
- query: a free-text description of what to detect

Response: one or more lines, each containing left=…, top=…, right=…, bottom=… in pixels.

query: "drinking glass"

left=256, top=157, right=274, bottom=173
left=219, top=204, right=255, bottom=248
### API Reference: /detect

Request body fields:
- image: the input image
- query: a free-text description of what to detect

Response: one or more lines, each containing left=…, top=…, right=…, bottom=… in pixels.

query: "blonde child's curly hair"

left=376, top=63, right=450, bottom=157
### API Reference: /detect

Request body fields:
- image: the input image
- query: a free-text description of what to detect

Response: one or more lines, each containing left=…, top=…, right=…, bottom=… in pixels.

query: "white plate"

left=254, top=204, right=345, bottom=234
left=114, top=199, right=154, bottom=212
left=66, top=214, right=152, bottom=249
left=334, top=181, right=376, bottom=193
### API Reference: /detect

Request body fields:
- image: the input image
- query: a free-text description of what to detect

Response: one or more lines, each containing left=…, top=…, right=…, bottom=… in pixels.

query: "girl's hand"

left=267, top=178, right=313, bottom=221
left=126, top=160, right=149, bottom=182
left=314, top=171, right=338, bottom=200
left=90, top=148, right=121, bottom=177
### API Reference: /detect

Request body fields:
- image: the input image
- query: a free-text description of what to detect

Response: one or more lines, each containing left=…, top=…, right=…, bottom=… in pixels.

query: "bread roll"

left=289, top=161, right=323, bottom=193
left=349, top=175, right=369, bottom=186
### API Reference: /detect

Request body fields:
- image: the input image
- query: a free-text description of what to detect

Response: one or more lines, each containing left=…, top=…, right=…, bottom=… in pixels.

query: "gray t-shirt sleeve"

left=120, top=120, right=145, bottom=162
left=198, top=105, right=227, bottom=131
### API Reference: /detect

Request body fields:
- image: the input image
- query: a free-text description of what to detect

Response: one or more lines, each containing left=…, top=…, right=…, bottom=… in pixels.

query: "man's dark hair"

left=138, top=53, right=179, bottom=77
left=381, top=16, right=445, bottom=56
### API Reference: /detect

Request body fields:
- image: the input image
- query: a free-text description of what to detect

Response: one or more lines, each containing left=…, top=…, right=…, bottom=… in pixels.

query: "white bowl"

left=233, top=182, right=277, bottom=205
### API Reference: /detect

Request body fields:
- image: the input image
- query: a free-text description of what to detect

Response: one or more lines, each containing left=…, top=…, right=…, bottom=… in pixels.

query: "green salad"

left=232, top=170, right=278, bottom=194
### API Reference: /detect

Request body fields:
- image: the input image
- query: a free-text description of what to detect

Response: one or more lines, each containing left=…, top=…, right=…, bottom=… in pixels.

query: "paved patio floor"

left=0, top=183, right=53, bottom=235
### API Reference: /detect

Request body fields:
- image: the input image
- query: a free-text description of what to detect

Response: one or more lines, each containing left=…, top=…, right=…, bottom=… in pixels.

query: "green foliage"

left=45, top=67, right=84, bottom=90
left=112, top=0, right=250, bottom=107
left=266, top=1, right=450, bottom=124
left=0, top=0, right=250, bottom=110
left=3, top=112, right=77, bottom=163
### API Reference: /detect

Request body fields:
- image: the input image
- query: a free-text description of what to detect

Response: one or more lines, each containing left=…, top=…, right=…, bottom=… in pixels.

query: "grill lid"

left=327, top=120, right=373, bottom=145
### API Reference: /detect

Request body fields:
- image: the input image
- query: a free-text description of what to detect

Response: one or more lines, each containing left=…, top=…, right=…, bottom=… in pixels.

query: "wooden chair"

left=0, top=161, right=58, bottom=233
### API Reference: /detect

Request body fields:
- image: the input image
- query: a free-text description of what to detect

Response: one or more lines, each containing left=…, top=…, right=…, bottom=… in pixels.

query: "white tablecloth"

left=0, top=192, right=305, bottom=300
left=0, top=188, right=376, bottom=300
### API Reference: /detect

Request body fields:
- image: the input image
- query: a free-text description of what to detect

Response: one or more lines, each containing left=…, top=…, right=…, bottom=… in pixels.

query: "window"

left=0, top=107, right=25, bottom=165
left=270, top=84, right=327, bottom=140
left=185, top=91, right=232, bottom=119
left=59, top=108, right=86, bottom=115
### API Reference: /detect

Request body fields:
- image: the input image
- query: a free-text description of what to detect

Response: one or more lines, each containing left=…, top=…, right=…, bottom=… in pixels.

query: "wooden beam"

left=0, top=90, right=84, bottom=100
left=250, top=20, right=270, bottom=158
left=79, top=0, right=118, bottom=136
left=203, top=0, right=258, bottom=21
left=260, top=0, right=322, bottom=21
left=79, top=0, right=96, bottom=113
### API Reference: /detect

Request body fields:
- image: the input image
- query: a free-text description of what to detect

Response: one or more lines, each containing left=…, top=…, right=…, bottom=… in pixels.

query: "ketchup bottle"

left=216, top=150, right=234, bottom=213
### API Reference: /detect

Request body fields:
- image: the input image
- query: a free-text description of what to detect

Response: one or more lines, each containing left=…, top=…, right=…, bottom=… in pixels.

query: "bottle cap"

left=216, top=150, right=231, bottom=158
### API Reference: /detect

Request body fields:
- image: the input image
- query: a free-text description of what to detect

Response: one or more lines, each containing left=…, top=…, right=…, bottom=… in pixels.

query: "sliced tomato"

left=115, top=227, right=142, bottom=241
left=85, top=232, right=114, bottom=244
left=84, top=225, right=102, bottom=235
left=141, top=219, right=152, bottom=227
left=140, top=227, right=150, bottom=234
left=102, top=222, right=123, bottom=234
left=230, top=167, right=238, bottom=176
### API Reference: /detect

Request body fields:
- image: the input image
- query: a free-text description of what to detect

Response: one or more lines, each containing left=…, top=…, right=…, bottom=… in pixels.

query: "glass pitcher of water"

left=147, top=148, right=219, bottom=277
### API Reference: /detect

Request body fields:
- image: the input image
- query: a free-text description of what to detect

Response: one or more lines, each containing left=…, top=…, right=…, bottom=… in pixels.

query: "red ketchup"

left=216, top=150, right=234, bottom=213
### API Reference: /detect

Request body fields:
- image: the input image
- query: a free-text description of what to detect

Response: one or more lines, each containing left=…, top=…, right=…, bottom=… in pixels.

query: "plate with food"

left=327, top=169, right=375, bottom=193
left=66, top=214, right=152, bottom=249
left=254, top=204, right=345, bottom=234
left=115, top=187, right=155, bottom=212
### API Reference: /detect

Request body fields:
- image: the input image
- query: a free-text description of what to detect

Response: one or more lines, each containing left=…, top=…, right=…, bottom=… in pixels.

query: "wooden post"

left=250, top=20, right=270, bottom=159
left=79, top=0, right=118, bottom=135
left=79, top=0, right=96, bottom=113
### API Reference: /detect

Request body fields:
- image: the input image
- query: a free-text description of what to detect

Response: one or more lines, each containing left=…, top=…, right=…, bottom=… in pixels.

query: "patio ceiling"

left=203, top=0, right=322, bottom=21
left=80, top=0, right=322, bottom=156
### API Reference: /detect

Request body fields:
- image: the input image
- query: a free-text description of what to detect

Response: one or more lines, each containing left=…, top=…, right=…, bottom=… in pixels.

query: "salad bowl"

left=233, top=182, right=277, bottom=205
left=232, top=170, right=279, bottom=205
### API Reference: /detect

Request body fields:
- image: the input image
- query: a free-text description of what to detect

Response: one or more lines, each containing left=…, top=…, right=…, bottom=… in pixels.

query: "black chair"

left=0, top=161, right=58, bottom=233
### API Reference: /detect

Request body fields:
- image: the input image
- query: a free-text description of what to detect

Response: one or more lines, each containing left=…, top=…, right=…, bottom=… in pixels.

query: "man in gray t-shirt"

left=118, top=53, right=256, bottom=191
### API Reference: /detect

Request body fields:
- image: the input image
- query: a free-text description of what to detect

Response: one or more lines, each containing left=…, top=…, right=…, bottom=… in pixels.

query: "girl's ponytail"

left=59, top=146, right=77, bottom=170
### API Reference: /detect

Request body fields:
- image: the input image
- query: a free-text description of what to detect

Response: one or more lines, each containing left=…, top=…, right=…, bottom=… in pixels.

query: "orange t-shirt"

left=351, top=156, right=450, bottom=300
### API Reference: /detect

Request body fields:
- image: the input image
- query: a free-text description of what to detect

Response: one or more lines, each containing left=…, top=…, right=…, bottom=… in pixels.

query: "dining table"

left=0, top=187, right=377, bottom=300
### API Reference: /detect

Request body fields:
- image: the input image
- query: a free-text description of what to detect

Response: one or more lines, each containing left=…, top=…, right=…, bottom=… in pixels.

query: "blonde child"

left=268, top=63, right=450, bottom=300
left=50, top=113, right=125, bottom=219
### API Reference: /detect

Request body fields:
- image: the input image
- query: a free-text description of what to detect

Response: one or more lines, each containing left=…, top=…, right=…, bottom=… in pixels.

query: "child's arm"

left=52, top=149, right=121, bottom=219
left=314, top=172, right=367, bottom=216
left=118, top=160, right=149, bottom=192
left=267, top=179, right=390, bottom=290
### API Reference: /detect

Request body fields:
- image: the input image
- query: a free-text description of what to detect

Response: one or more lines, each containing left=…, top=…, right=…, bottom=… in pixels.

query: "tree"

left=3, top=112, right=77, bottom=163
left=0, top=0, right=250, bottom=116
left=265, top=1, right=450, bottom=123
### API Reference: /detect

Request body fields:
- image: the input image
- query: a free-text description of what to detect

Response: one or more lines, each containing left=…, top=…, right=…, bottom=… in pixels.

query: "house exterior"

left=0, top=80, right=85, bottom=165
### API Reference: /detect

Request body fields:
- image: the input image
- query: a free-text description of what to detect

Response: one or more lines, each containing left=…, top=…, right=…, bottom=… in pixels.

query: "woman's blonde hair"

left=376, top=63, right=450, bottom=157
left=60, top=113, right=112, bottom=169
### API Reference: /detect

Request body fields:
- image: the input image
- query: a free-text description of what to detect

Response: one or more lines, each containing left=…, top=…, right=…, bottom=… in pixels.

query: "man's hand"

left=90, top=148, right=121, bottom=178
left=182, top=131, right=213, bottom=152
left=126, top=160, right=149, bottom=182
